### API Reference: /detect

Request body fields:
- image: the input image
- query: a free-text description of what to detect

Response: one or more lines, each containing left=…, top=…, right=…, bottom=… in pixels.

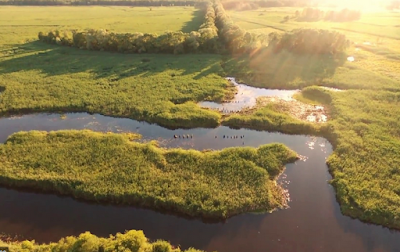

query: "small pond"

left=0, top=113, right=400, bottom=252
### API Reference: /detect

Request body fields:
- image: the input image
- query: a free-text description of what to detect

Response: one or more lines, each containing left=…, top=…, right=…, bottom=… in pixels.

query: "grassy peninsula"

left=0, top=130, right=298, bottom=220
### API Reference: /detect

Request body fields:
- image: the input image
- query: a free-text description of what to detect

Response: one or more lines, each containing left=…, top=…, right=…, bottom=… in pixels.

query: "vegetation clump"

left=0, top=130, right=298, bottom=220
left=0, top=229, right=204, bottom=252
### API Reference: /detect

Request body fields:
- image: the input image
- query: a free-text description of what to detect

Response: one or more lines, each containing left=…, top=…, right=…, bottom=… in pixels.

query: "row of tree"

left=213, top=0, right=349, bottom=55
left=214, top=0, right=270, bottom=54
left=222, top=0, right=310, bottom=11
left=0, top=0, right=205, bottom=6
left=38, top=0, right=349, bottom=55
left=296, top=7, right=362, bottom=22
left=38, top=3, right=220, bottom=54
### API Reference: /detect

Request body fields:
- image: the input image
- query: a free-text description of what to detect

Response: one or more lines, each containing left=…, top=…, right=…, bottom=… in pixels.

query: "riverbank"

left=0, top=130, right=298, bottom=221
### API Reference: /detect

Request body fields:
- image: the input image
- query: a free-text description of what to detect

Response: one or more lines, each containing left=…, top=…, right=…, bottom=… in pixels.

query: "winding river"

left=1, top=80, right=400, bottom=251
left=1, top=113, right=400, bottom=252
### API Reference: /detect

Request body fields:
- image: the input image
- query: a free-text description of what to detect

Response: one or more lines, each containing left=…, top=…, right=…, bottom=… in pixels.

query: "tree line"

left=214, top=0, right=270, bottom=54
left=295, top=7, right=362, bottom=22
left=0, top=0, right=205, bottom=6
left=38, top=2, right=220, bottom=54
left=38, top=0, right=349, bottom=55
left=222, top=0, right=309, bottom=10
left=213, top=0, right=348, bottom=55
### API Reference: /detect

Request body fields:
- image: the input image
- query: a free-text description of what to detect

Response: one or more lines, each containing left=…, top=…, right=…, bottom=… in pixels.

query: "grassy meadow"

left=0, top=130, right=298, bottom=219
left=0, top=230, right=204, bottom=252
left=0, top=5, right=203, bottom=43
left=0, top=41, right=231, bottom=128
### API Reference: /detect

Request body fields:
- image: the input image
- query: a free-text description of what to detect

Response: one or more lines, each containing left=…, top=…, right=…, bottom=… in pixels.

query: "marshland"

left=1, top=0, right=400, bottom=251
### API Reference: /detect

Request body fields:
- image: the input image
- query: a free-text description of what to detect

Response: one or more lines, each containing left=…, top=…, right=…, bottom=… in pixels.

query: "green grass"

left=0, top=130, right=298, bottom=219
left=323, top=89, right=400, bottom=229
left=0, top=6, right=203, bottom=42
left=222, top=45, right=400, bottom=91
left=0, top=5, right=227, bottom=129
left=221, top=7, right=400, bottom=91
left=227, top=8, right=400, bottom=40
left=0, top=42, right=232, bottom=128
left=0, top=230, right=204, bottom=252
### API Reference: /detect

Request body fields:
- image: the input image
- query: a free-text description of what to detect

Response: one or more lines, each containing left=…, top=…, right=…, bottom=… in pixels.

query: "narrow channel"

left=0, top=113, right=399, bottom=252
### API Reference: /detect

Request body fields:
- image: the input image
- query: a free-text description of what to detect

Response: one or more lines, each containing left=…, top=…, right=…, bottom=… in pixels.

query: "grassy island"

left=0, top=130, right=298, bottom=220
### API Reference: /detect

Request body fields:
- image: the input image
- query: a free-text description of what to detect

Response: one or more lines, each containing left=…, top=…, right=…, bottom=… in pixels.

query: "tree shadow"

left=0, top=41, right=223, bottom=80
left=181, top=9, right=204, bottom=33
left=222, top=48, right=347, bottom=89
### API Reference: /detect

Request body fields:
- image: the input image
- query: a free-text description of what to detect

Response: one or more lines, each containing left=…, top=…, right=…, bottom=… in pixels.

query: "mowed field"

left=0, top=6, right=203, bottom=46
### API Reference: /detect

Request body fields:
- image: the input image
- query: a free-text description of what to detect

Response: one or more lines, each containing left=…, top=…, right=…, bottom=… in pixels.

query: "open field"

left=0, top=130, right=297, bottom=219
left=0, top=5, right=203, bottom=45
left=228, top=8, right=400, bottom=40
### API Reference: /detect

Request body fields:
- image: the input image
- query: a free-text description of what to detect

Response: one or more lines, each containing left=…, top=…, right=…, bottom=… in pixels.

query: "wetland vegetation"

left=0, top=130, right=297, bottom=219
left=1, top=0, right=400, bottom=249
left=0, top=230, right=204, bottom=252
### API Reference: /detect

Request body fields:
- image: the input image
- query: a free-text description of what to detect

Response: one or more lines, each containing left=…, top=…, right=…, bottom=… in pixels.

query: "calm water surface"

left=0, top=113, right=399, bottom=252
left=198, top=78, right=298, bottom=112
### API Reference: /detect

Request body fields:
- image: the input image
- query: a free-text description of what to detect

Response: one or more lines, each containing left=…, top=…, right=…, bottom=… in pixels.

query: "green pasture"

left=0, top=6, right=202, bottom=47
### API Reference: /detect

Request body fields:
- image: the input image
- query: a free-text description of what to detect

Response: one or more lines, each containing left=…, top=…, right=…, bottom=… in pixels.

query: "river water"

left=198, top=77, right=298, bottom=113
left=0, top=113, right=399, bottom=252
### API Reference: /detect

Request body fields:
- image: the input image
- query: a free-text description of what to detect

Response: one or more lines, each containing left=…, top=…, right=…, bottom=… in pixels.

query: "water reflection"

left=0, top=113, right=399, bottom=252
left=198, top=78, right=298, bottom=113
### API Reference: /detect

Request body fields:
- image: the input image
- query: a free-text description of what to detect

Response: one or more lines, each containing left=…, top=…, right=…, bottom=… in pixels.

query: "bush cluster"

left=38, top=3, right=220, bottom=54
left=2, top=230, right=204, bottom=252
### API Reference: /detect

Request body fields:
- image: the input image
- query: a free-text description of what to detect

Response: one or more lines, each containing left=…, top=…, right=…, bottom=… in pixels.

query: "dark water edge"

left=0, top=113, right=400, bottom=252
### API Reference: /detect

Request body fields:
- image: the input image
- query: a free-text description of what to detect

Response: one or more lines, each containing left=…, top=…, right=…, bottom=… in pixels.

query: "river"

left=0, top=113, right=399, bottom=252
